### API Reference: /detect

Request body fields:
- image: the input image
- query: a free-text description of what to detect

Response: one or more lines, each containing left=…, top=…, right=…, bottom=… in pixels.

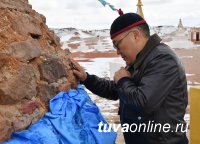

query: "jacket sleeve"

left=116, top=54, right=179, bottom=114
left=81, top=73, right=119, bottom=100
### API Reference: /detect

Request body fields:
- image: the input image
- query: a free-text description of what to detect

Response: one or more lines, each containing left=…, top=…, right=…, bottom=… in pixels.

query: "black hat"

left=110, top=13, right=146, bottom=39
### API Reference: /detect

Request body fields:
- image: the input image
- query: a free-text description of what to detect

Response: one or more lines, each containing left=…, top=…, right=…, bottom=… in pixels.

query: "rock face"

left=0, top=0, right=77, bottom=141
left=8, top=39, right=41, bottom=62
left=38, top=58, right=67, bottom=83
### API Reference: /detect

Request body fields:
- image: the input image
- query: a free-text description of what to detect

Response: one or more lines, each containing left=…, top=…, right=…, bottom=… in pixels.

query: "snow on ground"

left=78, top=57, right=124, bottom=79
left=194, top=82, right=200, bottom=85
left=179, top=56, right=194, bottom=59
left=62, top=36, right=113, bottom=53
left=150, top=26, right=177, bottom=37
left=54, top=28, right=95, bottom=40
left=165, top=38, right=196, bottom=49
left=186, top=74, right=195, bottom=77
left=53, top=28, right=113, bottom=52
left=54, top=27, right=200, bottom=54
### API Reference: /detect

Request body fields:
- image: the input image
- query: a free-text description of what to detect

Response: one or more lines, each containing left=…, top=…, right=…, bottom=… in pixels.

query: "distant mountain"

left=53, top=28, right=112, bottom=52
left=150, top=26, right=177, bottom=37
left=53, top=26, right=199, bottom=52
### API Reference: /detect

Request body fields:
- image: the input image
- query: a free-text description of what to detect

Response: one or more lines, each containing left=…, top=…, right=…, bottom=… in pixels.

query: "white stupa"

left=165, top=19, right=195, bottom=49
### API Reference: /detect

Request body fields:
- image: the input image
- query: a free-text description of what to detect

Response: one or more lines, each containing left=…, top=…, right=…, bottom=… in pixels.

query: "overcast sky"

left=29, top=0, right=200, bottom=29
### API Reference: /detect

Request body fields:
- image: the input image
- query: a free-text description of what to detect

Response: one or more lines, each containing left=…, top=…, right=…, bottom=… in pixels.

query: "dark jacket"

left=82, top=34, right=188, bottom=144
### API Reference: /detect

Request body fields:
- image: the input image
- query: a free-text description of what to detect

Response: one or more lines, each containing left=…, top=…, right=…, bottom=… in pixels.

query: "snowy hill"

left=150, top=25, right=177, bottom=37
left=53, top=26, right=199, bottom=52
left=53, top=28, right=112, bottom=52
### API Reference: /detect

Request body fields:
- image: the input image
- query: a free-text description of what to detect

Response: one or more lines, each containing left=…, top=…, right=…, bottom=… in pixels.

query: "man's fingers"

left=73, top=69, right=82, bottom=77
left=73, top=69, right=87, bottom=81
left=70, top=59, right=82, bottom=71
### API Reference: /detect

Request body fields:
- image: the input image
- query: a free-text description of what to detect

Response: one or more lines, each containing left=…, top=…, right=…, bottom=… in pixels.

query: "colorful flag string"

left=97, top=0, right=123, bottom=15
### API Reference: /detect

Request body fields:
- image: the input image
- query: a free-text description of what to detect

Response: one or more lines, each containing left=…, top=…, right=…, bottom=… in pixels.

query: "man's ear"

left=132, top=29, right=140, bottom=40
left=129, top=29, right=140, bottom=42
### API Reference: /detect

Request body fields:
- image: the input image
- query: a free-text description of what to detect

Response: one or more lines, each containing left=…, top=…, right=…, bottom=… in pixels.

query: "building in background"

left=178, top=19, right=186, bottom=31
left=164, top=19, right=195, bottom=49
left=190, top=28, right=200, bottom=43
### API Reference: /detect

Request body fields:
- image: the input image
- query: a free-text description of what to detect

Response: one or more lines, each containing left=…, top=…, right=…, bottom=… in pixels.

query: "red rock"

left=21, top=100, right=39, bottom=115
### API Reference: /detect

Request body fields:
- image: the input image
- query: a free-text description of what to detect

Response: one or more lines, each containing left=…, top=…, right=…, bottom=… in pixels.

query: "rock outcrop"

left=0, top=0, right=77, bottom=141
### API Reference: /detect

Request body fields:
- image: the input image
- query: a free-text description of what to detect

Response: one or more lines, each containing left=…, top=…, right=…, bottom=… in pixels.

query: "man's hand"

left=70, top=59, right=87, bottom=82
left=114, top=67, right=131, bottom=83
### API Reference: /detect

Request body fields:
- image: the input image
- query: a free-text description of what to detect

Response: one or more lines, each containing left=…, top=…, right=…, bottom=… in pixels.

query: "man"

left=70, top=13, right=188, bottom=144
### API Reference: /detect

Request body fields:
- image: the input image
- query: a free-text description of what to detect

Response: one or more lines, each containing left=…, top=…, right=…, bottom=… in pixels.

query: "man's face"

left=112, top=30, right=139, bottom=66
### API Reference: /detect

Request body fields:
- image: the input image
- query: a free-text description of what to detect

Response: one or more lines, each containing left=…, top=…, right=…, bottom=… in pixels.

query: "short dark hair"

left=135, top=23, right=150, bottom=38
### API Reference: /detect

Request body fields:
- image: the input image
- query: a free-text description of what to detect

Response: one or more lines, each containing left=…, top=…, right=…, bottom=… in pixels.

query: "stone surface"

left=0, top=63, right=37, bottom=104
left=0, top=0, right=32, bottom=12
left=0, top=0, right=76, bottom=141
left=52, top=33, right=61, bottom=46
left=37, top=82, right=58, bottom=104
left=39, top=58, right=67, bottom=83
left=12, top=14, right=42, bottom=36
left=0, top=98, right=46, bottom=142
left=58, top=83, right=71, bottom=92
left=8, top=39, right=41, bottom=62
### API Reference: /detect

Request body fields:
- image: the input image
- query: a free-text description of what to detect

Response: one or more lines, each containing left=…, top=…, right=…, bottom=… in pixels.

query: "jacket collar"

left=127, top=34, right=162, bottom=71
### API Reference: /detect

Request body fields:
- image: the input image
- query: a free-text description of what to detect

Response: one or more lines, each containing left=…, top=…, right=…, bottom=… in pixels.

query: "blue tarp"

left=1, top=84, right=117, bottom=144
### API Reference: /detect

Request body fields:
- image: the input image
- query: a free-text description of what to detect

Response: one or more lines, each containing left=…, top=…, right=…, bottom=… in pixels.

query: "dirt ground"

left=175, top=48, right=200, bottom=84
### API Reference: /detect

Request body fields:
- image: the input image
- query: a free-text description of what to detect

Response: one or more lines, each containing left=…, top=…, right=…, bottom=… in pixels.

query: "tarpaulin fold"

left=1, top=84, right=117, bottom=144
